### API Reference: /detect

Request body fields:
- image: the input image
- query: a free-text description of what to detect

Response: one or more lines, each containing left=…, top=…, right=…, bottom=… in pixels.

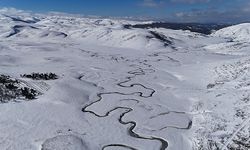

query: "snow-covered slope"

left=205, top=23, right=250, bottom=56
left=0, top=9, right=206, bottom=51
left=214, top=23, right=250, bottom=42
left=0, top=8, right=250, bottom=150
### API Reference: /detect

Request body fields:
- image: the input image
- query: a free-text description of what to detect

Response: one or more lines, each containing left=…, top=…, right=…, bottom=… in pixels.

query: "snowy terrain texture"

left=0, top=8, right=250, bottom=150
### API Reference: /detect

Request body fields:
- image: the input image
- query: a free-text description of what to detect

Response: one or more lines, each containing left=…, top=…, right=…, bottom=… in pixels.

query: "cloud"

left=140, top=0, right=165, bottom=8
left=170, top=6, right=250, bottom=23
left=170, top=0, right=210, bottom=3
left=140, top=0, right=211, bottom=8
left=0, top=7, right=24, bottom=13
left=140, top=0, right=249, bottom=23
left=242, top=1, right=250, bottom=12
left=141, top=0, right=210, bottom=7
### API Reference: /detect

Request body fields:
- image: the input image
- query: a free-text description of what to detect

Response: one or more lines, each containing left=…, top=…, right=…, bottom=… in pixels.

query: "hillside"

left=0, top=8, right=250, bottom=150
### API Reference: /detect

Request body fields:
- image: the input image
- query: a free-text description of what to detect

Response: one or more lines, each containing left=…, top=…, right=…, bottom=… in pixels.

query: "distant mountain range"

left=124, top=22, right=231, bottom=35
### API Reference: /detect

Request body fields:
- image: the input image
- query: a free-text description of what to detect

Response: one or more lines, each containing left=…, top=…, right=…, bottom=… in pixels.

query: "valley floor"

left=0, top=10, right=250, bottom=150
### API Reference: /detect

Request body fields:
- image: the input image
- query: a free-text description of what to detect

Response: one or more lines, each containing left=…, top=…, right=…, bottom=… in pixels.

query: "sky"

left=0, top=0, right=249, bottom=23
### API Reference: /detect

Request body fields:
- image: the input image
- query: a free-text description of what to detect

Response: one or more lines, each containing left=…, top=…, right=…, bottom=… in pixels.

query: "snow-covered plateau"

left=0, top=8, right=250, bottom=150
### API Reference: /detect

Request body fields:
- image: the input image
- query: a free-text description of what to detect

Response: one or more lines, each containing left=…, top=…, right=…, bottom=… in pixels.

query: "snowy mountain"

left=125, top=22, right=229, bottom=35
left=0, top=8, right=250, bottom=150
left=214, top=23, right=250, bottom=42
left=0, top=9, right=227, bottom=51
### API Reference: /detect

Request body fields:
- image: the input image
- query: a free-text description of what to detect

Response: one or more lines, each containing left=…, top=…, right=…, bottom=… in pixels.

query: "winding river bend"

left=82, top=67, right=191, bottom=149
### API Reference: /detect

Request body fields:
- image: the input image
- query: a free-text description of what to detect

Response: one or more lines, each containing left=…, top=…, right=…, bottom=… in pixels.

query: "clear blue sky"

left=0, top=0, right=249, bottom=23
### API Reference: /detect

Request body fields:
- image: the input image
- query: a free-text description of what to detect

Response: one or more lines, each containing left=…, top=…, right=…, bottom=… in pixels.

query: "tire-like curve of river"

left=102, top=144, right=138, bottom=150
left=81, top=68, right=190, bottom=150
